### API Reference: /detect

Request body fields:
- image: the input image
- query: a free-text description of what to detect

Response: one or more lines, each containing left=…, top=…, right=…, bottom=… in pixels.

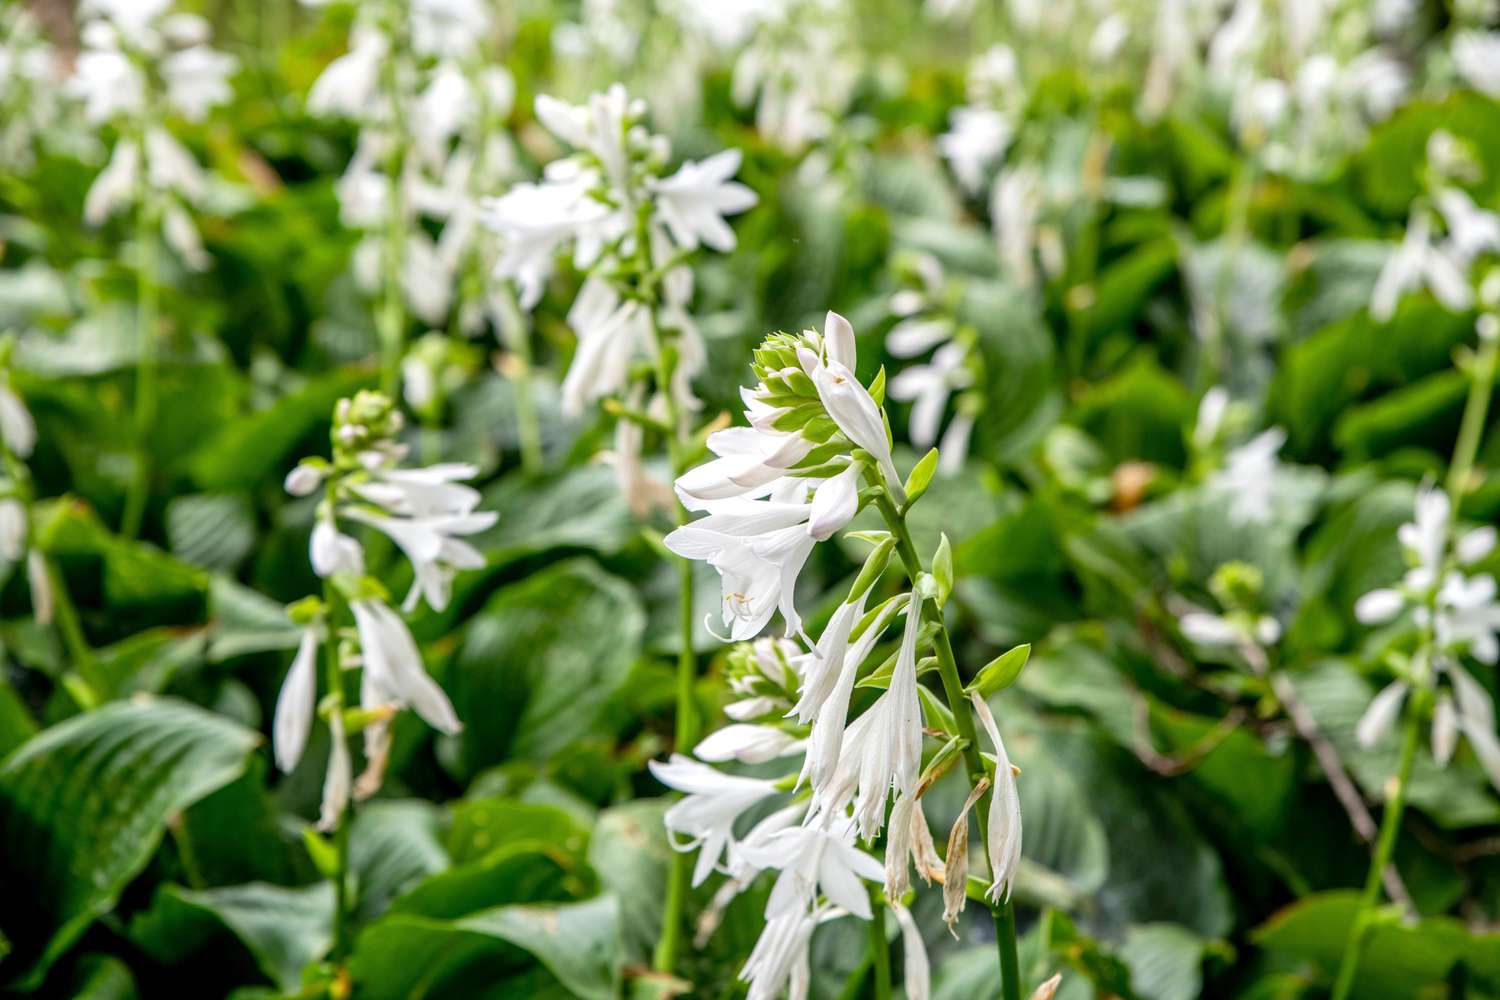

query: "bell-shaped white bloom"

left=307, top=25, right=387, bottom=118
left=1214, top=427, right=1285, bottom=526
left=310, top=516, right=365, bottom=578
left=1371, top=209, right=1473, bottom=322
left=26, top=549, right=51, bottom=626
left=1435, top=188, right=1500, bottom=265
left=0, top=499, right=25, bottom=563
left=559, top=277, right=650, bottom=418
left=648, top=149, right=758, bottom=253
left=738, top=817, right=883, bottom=919
left=665, top=493, right=817, bottom=640
left=0, top=384, right=36, bottom=459
left=273, top=625, right=322, bottom=773
left=1457, top=526, right=1497, bottom=566
left=694, top=724, right=804, bottom=765
left=534, top=86, right=636, bottom=192
left=970, top=691, right=1022, bottom=902
left=1434, top=572, right=1500, bottom=665
left=806, top=461, right=862, bottom=541
left=161, top=44, right=236, bottom=121
left=675, top=426, right=814, bottom=505
left=799, top=314, right=903, bottom=500
left=938, top=106, right=1010, bottom=194
left=350, top=598, right=462, bottom=735
left=1433, top=692, right=1459, bottom=765
left=992, top=164, right=1043, bottom=289
left=482, top=178, right=609, bottom=309
left=740, top=907, right=821, bottom=1000
left=791, top=591, right=869, bottom=726
left=650, top=754, right=782, bottom=887
left=341, top=508, right=494, bottom=613
left=1356, top=679, right=1409, bottom=749
left=886, top=317, right=953, bottom=359
left=285, top=464, right=328, bottom=498
left=1455, top=31, right=1500, bottom=99
left=67, top=46, right=145, bottom=124
left=410, top=0, right=492, bottom=59
left=889, top=342, right=971, bottom=450
left=1399, top=485, right=1450, bottom=589
left=848, top=602, right=925, bottom=838
left=318, top=710, right=352, bottom=832
left=354, top=462, right=483, bottom=518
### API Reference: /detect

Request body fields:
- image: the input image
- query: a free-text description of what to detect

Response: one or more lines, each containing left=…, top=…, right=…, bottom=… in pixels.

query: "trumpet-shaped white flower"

left=342, top=508, right=494, bottom=613
left=650, top=754, right=783, bottom=886
left=273, top=625, right=323, bottom=773
left=0, top=383, right=36, bottom=459
left=737, top=817, right=883, bottom=919
left=648, top=149, right=759, bottom=253
left=739, top=906, right=822, bottom=1000
left=889, top=342, right=972, bottom=451
left=1214, top=427, right=1286, bottom=526
left=310, top=516, right=366, bottom=578
left=161, top=44, right=237, bottom=121
left=939, top=106, right=1010, bottom=195
left=970, top=691, right=1022, bottom=901
left=307, top=26, right=387, bottom=118
left=800, top=313, right=903, bottom=500
left=694, top=724, right=805, bottom=765
left=675, top=425, right=816, bottom=504
left=351, top=598, right=462, bottom=735
left=845, top=602, right=925, bottom=839
left=1454, top=31, right=1500, bottom=99
left=0, top=499, right=24, bottom=563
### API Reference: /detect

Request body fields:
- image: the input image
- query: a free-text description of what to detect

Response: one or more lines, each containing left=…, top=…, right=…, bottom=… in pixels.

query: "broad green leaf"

left=167, top=493, right=257, bottom=572
left=0, top=698, right=259, bottom=985
left=448, top=797, right=591, bottom=865
left=129, top=882, right=333, bottom=992
left=1120, top=923, right=1208, bottom=1000
left=1254, top=891, right=1500, bottom=999
left=588, top=800, right=671, bottom=966
left=448, top=560, right=643, bottom=777
left=350, top=800, right=450, bottom=926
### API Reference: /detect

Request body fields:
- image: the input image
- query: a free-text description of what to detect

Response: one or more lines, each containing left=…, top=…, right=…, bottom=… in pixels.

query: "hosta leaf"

left=129, top=882, right=333, bottom=992
left=448, top=560, right=643, bottom=777
left=348, top=896, right=622, bottom=1000
left=349, top=799, right=449, bottom=926
left=166, top=493, right=256, bottom=572
left=0, top=698, right=259, bottom=986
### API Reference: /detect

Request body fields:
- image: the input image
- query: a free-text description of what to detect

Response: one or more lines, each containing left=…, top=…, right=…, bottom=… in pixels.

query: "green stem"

left=868, top=891, right=892, bottom=1000
left=1445, top=330, right=1498, bottom=507
left=322, top=582, right=354, bottom=962
left=1330, top=707, right=1421, bottom=1000
left=377, top=39, right=409, bottom=399
left=873, top=489, right=1022, bottom=1000
left=122, top=143, right=159, bottom=540
left=994, top=903, right=1022, bottom=1000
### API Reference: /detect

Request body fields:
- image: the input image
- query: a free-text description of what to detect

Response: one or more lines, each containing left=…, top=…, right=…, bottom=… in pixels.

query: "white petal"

left=1355, top=589, right=1405, bottom=625
left=1355, top=680, right=1409, bottom=749
left=273, top=627, right=321, bottom=772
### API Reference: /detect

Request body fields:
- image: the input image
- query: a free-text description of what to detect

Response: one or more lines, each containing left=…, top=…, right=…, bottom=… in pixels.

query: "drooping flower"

left=970, top=692, right=1023, bottom=902
left=650, top=754, right=783, bottom=887
left=272, top=624, right=323, bottom=773
left=350, top=597, right=462, bottom=735
left=736, top=817, right=884, bottom=920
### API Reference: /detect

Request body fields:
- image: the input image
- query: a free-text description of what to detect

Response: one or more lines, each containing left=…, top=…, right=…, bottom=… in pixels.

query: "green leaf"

left=448, top=560, right=644, bottom=777
left=904, top=447, right=940, bottom=506
left=1254, top=891, right=1500, bottom=999
left=588, top=800, right=671, bottom=965
left=967, top=644, right=1031, bottom=698
left=166, top=493, right=257, bottom=572
left=0, top=698, right=259, bottom=985
left=1120, top=923, right=1208, bottom=1000
left=129, top=882, right=334, bottom=992
left=390, top=842, right=585, bottom=920
left=348, top=897, right=622, bottom=1000
left=448, top=798, right=591, bottom=866
left=349, top=800, right=450, bottom=926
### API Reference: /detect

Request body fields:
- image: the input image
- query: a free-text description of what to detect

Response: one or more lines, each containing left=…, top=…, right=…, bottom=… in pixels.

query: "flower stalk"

left=122, top=135, right=159, bottom=539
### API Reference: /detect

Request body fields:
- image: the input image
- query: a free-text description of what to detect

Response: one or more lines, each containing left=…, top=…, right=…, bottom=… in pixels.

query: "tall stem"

left=873, top=489, right=1023, bottom=1000
left=321, top=583, right=354, bottom=962
left=644, top=247, right=698, bottom=977
left=493, top=286, right=544, bottom=474
left=377, top=29, right=409, bottom=399
left=1445, top=330, right=1498, bottom=506
left=1330, top=707, right=1421, bottom=1000
left=123, top=137, right=158, bottom=540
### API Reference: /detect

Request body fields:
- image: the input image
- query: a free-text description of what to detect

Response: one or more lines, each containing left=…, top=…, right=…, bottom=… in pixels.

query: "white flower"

left=350, top=598, right=462, bottom=734
left=675, top=425, right=815, bottom=505
left=1454, top=31, right=1500, bottom=99
left=1399, top=485, right=1450, bottom=589
left=1435, top=188, right=1500, bottom=265
left=161, top=44, right=236, bottom=121
left=806, top=461, right=862, bottom=541
left=1194, top=387, right=1230, bottom=450
left=886, top=317, right=952, bottom=358
left=0, top=383, right=36, bottom=459
left=1180, top=608, right=1282, bottom=647
left=889, top=342, right=971, bottom=450
left=310, top=516, right=366, bottom=577
left=1214, top=428, right=1286, bottom=525
left=26, top=549, right=51, bottom=626
left=739, top=907, right=821, bottom=1000
left=650, top=753, right=783, bottom=886
left=847, top=601, right=925, bottom=838
left=737, top=818, right=883, bottom=919
left=664, top=492, right=818, bottom=640
left=992, top=165, right=1042, bottom=289
left=318, top=710, right=352, bottom=832
left=481, top=178, right=610, bottom=309
left=938, top=106, right=1010, bottom=195
left=0, top=499, right=25, bottom=562
left=1356, top=679, right=1409, bottom=748
left=307, top=26, right=387, bottom=118
left=800, top=313, right=904, bottom=501
left=409, top=0, right=491, bottom=59
left=1433, top=572, right=1500, bottom=665
left=649, top=149, right=758, bottom=253
left=273, top=625, right=322, bottom=772
left=1355, top=587, right=1405, bottom=625
left=67, top=46, right=145, bottom=124
left=559, top=277, right=650, bottom=418
left=341, top=508, right=493, bottom=613
left=970, top=691, right=1022, bottom=902
left=1371, top=209, right=1473, bottom=322
left=694, top=724, right=804, bottom=765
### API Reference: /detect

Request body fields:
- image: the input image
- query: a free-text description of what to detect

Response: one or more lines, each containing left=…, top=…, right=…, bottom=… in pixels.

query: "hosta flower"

left=0, top=381, right=36, bottom=459
left=739, top=906, right=822, bottom=1000
left=939, top=106, right=1010, bottom=194
left=0, top=499, right=24, bottom=563
left=272, top=624, right=323, bottom=773
left=650, top=754, right=783, bottom=886
left=970, top=692, right=1022, bottom=902
left=1454, top=31, right=1500, bottom=99
left=341, top=507, right=493, bottom=613
left=648, top=149, right=759, bottom=253
left=307, top=25, right=387, bottom=118
left=694, top=724, right=805, bottom=765
left=889, top=342, right=973, bottom=453
left=351, top=598, right=461, bottom=735
left=736, top=817, right=884, bottom=919
left=845, top=602, right=925, bottom=838
left=1213, top=428, right=1286, bottom=526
